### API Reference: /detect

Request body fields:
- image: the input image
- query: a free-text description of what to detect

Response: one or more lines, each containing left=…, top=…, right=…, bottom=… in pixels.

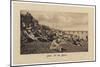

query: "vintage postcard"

left=11, top=1, right=95, bottom=66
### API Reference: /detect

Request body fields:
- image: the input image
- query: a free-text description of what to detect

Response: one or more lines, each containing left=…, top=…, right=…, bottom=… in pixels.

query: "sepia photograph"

left=20, top=10, right=88, bottom=54
left=12, top=1, right=95, bottom=66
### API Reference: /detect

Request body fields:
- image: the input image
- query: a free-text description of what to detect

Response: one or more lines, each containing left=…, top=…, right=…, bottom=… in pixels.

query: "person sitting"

left=50, top=38, right=65, bottom=52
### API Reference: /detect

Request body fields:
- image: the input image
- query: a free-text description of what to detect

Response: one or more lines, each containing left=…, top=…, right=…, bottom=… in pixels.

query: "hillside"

left=20, top=12, right=88, bottom=54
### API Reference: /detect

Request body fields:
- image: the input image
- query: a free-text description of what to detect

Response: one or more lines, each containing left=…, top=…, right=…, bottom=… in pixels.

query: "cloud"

left=29, top=11, right=88, bottom=31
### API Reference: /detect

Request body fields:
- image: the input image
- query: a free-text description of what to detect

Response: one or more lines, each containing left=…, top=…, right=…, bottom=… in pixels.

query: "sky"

left=21, top=10, right=88, bottom=31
